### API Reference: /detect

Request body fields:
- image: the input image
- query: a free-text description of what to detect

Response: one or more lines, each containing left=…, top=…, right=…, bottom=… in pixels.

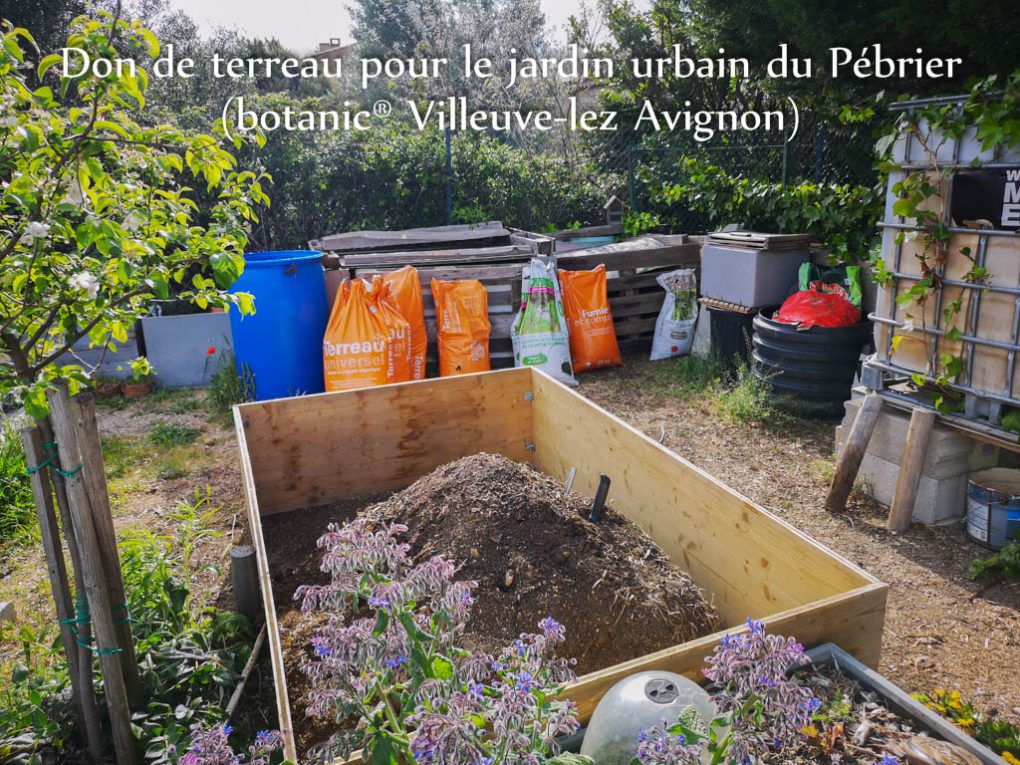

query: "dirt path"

left=579, top=359, right=1020, bottom=725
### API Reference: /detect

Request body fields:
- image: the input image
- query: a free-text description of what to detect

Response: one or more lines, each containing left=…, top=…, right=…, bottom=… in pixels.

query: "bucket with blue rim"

left=966, top=468, right=1020, bottom=549
left=228, top=250, right=328, bottom=401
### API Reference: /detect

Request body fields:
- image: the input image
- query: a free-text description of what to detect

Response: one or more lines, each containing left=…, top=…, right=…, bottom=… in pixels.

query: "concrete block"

left=855, top=452, right=968, bottom=525
left=837, top=397, right=996, bottom=476
left=834, top=396, right=999, bottom=525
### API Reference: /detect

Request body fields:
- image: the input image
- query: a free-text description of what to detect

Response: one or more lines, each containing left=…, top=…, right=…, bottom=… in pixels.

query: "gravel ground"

left=578, top=357, right=1020, bottom=726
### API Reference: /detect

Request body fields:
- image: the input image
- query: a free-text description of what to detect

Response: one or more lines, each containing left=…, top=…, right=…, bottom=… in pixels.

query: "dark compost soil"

left=262, top=453, right=719, bottom=756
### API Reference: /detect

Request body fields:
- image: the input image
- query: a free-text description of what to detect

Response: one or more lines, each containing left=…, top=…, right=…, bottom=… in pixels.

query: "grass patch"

left=101, top=435, right=149, bottom=480
left=813, top=456, right=836, bottom=484
left=0, top=429, right=37, bottom=547
left=169, top=397, right=200, bottom=414
left=142, top=388, right=198, bottom=413
left=95, top=393, right=129, bottom=411
left=633, top=354, right=728, bottom=398
left=155, top=452, right=192, bottom=480
left=716, top=364, right=798, bottom=427
left=148, top=421, right=201, bottom=447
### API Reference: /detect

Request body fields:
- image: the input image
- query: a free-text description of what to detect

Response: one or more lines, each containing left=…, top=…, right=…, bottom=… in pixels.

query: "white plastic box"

left=701, top=244, right=809, bottom=308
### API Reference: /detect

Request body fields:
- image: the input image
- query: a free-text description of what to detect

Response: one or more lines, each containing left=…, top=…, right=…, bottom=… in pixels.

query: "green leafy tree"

left=0, top=9, right=268, bottom=416
left=0, top=0, right=88, bottom=61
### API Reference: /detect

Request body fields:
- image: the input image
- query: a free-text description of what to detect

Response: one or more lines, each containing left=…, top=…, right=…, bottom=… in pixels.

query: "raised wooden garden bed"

left=233, top=368, right=887, bottom=762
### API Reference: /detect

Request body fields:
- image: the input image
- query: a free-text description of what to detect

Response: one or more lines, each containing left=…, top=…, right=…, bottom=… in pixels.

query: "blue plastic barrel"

left=228, top=250, right=328, bottom=401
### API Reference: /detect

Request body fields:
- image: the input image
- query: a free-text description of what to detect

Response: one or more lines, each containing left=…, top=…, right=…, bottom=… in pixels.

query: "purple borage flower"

left=296, top=519, right=581, bottom=764
left=636, top=620, right=817, bottom=765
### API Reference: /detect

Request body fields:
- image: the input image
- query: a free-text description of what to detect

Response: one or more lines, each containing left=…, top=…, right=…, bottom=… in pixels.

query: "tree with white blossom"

left=0, top=6, right=267, bottom=416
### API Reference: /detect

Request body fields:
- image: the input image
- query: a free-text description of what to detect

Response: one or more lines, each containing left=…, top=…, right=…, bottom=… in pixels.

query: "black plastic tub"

left=709, top=305, right=779, bottom=372
left=752, top=313, right=872, bottom=416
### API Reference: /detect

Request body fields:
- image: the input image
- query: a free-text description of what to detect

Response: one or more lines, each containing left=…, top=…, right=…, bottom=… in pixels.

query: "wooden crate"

left=234, top=368, right=887, bottom=762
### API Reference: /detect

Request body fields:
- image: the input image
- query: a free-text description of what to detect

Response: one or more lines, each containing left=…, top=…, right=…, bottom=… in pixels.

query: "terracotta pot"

left=122, top=380, right=154, bottom=398
left=93, top=379, right=122, bottom=399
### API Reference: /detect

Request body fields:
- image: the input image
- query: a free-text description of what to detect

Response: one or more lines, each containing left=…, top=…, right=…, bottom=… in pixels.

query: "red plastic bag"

left=775, top=289, right=861, bottom=329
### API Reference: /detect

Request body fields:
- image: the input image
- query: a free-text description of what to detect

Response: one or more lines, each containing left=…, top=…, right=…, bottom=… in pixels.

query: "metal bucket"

left=966, top=468, right=1020, bottom=549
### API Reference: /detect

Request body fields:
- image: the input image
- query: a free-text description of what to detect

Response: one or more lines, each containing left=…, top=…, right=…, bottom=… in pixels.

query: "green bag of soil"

left=511, top=257, right=577, bottom=386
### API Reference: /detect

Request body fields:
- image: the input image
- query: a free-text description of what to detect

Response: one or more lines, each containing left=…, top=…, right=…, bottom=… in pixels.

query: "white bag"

left=511, top=257, right=577, bottom=386
left=649, top=268, right=698, bottom=361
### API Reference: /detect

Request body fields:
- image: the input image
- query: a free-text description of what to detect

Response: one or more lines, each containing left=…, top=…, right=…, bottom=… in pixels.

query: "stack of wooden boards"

left=313, top=222, right=702, bottom=372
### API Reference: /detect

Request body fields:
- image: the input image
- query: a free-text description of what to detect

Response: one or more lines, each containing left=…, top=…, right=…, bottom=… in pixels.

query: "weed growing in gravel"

left=719, top=364, right=782, bottom=424
left=149, top=421, right=201, bottom=447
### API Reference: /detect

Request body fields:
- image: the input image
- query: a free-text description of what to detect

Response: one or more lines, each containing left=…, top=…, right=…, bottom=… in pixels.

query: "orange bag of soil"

left=369, top=277, right=413, bottom=383
left=431, top=278, right=491, bottom=376
left=322, top=279, right=391, bottom=391
left=558, top=266, right=623, bottom=372
left=379, top=266, right=427, bottom=380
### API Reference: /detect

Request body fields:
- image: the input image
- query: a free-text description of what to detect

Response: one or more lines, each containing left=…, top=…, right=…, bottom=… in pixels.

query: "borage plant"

left=296, top=519, right=588, bottom=765
left=633, top=619, right=817, bottom=765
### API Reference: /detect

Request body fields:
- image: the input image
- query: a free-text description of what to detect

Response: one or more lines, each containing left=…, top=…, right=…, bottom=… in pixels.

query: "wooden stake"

left=225, top=623, right=267, bottom=719
left=231, top=545, right=261, bottom=626
left=888, top=407, right=936, bottom=533
left=825, top=394, right=885, bottom=513
left=73, top=394, right=144, bottom=710
left=21, top=427, right=105, bottom=759
left=47, top=387, right=138, bottom=765
left=37, top=416, right=105, bottom=762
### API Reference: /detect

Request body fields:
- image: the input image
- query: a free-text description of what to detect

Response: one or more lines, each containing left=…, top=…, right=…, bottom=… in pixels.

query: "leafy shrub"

left=236, top=100, right=611, bottom=249
left=0, top=428, right=36, bottom=546
left=657, top=158, right=883, bottom=264
left=969, top=536, right=1020, bottom=582
left=2, top=490, right=254, bottom=764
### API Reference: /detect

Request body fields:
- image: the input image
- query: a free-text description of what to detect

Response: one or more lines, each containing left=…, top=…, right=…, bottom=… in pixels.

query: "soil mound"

left=361, top=453, right=719, bottom=674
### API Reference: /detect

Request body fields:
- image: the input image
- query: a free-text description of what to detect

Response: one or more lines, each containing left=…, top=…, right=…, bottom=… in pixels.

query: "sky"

left=163, top=0, right=608, bottom=54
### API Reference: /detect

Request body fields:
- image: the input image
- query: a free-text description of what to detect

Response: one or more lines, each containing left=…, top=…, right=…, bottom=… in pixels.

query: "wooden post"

left=34, top=417, right=106, bottom=760
left=20, top=428, right=105, bottom=758
left=231, top=545, right=261, bottom=625
left=887, top=408, right=937, bottom=533
left=825, top=394, right=885, bottom=512
left=47, top=387, right=138, bottom=765
left=73, top=394, right=143, bottom=709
